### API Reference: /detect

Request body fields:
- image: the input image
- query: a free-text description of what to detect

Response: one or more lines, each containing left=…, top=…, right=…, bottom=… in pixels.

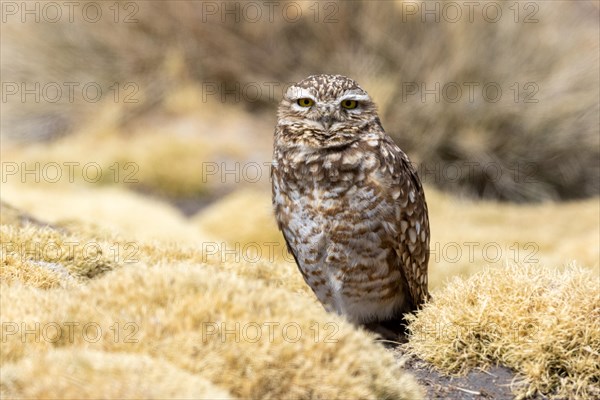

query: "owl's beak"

left=319, top=115, right=333, bottom=130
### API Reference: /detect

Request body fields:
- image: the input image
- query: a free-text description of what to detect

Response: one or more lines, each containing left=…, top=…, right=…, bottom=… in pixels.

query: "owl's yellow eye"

left=297, top=98, right=314, bottom=107
left=341, top=99, right=358, bottom=109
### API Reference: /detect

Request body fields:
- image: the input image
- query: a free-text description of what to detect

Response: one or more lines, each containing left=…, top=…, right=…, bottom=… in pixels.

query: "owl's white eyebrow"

left=338, top=94, right=370, bottom=102
left=287, top=88, right=316, bottom=100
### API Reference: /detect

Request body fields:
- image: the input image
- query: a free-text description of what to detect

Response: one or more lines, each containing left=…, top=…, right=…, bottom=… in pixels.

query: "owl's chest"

left=275, top=145, right=377, bottom=197
left=273, top=145, right=390, bottom=227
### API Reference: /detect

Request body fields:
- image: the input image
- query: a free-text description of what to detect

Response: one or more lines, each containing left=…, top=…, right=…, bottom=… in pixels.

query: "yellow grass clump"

left=0, top=349, right=232, bottom=399
left=423, top=189, right=600, bottom=289
left=0, top=181, right=216, bottom=246
left=405, top=264, right=600, bottom=399
left=194, top=188, right=285, bottom=247
left=192, top=189, right=315, bottom=293
left=0, top=207, right=424, bottom=399
left=1, top=221, right=118, bottom=288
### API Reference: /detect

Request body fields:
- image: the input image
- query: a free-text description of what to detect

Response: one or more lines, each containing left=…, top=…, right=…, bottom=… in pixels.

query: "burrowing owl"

left=271, top=74, right=430, bottom=339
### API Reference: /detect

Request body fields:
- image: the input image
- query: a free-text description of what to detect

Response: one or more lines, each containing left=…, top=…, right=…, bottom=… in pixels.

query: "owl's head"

left=276, top=74, right=381, bottom=148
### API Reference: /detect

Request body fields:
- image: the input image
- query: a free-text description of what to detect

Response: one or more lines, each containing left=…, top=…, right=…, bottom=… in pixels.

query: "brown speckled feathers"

left=272, top=75, right=429, bottom=337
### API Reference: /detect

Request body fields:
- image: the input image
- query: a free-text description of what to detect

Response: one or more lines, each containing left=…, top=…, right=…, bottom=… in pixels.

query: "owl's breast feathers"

left=272, top=130, right=430, bottom=319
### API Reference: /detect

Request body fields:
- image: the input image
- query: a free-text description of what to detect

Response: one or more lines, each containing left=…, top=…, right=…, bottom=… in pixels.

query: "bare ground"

left=391, top=344, right=546, bottom=400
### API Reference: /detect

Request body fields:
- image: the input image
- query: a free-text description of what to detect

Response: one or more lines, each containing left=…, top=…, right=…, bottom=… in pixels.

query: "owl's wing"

left=384, top=137, right=431, bottom=307
left=270, top=162, right=307, bottom=281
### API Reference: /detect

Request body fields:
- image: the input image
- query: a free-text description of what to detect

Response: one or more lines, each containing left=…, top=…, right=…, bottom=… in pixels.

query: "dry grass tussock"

left=405, top=264, right=600, bottom=399
left=0, top=185, right=310, bottom=294
left=422, top=188, right=600, bottom=289
left=0, top=181, right=218, bottom=246
left=0, top=349, right=232, bottom=399
left=2, top=1, right=598, bottom=201
left=1, top=221, right=116, bottom=288
left=1, top=207, right=424, bottom=399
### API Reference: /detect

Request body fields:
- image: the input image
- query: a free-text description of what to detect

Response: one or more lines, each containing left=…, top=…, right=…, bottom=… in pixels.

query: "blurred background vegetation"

left=2, top=0, right=598, bottom=205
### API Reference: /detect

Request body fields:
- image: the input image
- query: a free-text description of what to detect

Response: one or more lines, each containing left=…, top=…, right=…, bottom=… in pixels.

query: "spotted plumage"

left=271, top=74, right=430, bottom=339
